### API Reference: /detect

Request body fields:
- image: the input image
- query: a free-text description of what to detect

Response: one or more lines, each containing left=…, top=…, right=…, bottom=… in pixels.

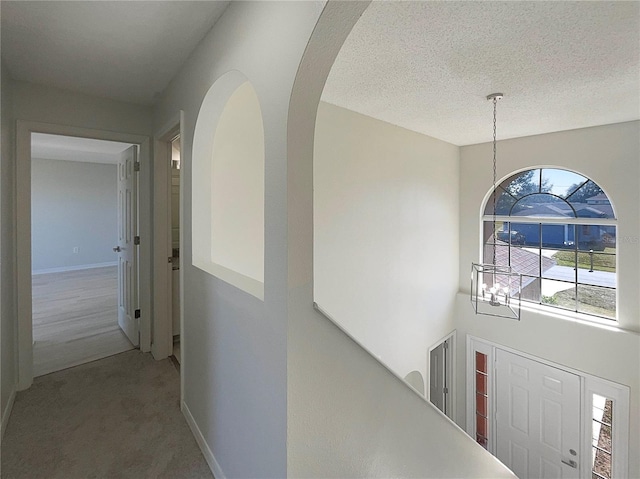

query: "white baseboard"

left=32, top=261, right=117, bottom=275
left=1, top=387, right=16, bottom=439
left=182, top=401, right=226, bottom=479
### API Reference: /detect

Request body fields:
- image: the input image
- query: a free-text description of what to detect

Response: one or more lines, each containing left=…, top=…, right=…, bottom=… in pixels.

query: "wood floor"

left=32, top=266, right=134, bottom=377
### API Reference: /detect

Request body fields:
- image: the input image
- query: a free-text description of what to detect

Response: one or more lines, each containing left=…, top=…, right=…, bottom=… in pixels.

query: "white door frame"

left=16, top=120, right=152, bottom=390
left=427, top=330, right=456, bottom=421
left=152, top=112, right=183, bottom=362
left=466, top=335, right=630, bottom=478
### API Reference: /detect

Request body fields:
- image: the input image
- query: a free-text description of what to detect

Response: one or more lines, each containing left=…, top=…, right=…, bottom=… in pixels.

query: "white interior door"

left=496, top=349, right=580, bottom=478
left=116, top=146, right=139, bottom=346
left=430, top=342, right=446, bottom=413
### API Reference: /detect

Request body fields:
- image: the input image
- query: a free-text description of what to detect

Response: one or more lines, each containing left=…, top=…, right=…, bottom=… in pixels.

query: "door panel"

left=116, top=146, right=139, bottom=346
left=496, top=349, right=580, bottom=479
left=430, top=343, right=445, bottom=412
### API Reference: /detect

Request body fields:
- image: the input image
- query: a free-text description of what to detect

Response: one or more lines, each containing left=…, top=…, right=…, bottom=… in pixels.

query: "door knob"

left=561, top=459, right=578, bottom=468
left=113, top=246, right=121, bottom=252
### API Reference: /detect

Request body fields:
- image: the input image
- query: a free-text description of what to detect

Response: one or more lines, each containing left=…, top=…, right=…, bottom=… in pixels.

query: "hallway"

left=2, top=351, right=212, bottom=479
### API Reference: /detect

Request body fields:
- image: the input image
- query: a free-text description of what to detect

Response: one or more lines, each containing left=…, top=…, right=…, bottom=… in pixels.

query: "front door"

left=116, top=146, right=139, bottom=346
left=496, top=349, right=580, bottom=478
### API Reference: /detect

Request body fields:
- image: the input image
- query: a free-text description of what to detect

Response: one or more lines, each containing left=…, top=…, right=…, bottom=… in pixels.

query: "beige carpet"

left=1, top=351, right=213, bottom=479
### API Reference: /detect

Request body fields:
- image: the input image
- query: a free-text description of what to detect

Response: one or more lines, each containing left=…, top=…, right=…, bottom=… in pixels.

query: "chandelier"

left=471, top=94, right=522, bottom=320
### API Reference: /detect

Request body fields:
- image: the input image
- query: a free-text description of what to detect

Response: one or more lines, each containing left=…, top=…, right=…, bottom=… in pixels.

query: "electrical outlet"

left=73, top=246, right=79, bottom=254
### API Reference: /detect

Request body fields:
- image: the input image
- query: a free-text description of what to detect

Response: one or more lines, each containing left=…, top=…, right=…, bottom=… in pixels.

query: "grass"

left=552, top=247, right=616, bottom=273
left=548, top=284, right=616, bottom=319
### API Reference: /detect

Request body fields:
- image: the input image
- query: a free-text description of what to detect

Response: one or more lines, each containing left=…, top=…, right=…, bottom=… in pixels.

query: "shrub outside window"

left=483, top=168, right=616, bottom=320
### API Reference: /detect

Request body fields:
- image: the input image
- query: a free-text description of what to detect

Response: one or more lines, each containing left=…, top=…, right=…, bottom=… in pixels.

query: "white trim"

left=182, top=401, right=226, bottom=479
left=152, top=112, right=182, bottom=361
left=1, top=387, right=16, bottom=439
left=32, top=261, right=117, bottom=275
left=16, top=120, right=152, bottom=390
left=583, top=377, right=630, bottom=479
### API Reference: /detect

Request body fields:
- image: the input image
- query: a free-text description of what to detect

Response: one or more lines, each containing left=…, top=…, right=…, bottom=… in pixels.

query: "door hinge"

left=168, top=256, right=173, bottom=264
left=135, top=309, right=141, bottom=319
left=134, top=161, right=140, bottom=172
left=443, top=387, right=449, bottom=395
left=443, top=340, right=449, bottom=350
left=134, top=236, right=140, bottom=245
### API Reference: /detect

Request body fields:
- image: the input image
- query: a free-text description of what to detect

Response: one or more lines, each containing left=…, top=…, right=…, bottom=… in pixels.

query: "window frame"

left=482, top=168, right=617, bottom=321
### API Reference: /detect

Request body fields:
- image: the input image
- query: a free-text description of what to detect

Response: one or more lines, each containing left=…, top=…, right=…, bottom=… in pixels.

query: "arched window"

left=483, top=168, right=616, bottom=320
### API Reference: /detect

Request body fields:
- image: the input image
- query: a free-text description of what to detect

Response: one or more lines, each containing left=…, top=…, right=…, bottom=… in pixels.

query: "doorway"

left=170, top=135, right=181, bottom=363
left=467, top=337, right=630, bottom=479
left=15, top=120, right=152, bottom=389
left=30, top=134, right=139, bottom=376
left=428, top=332, right=455, bottom=419
left=151, top=115, right=183, bottom=364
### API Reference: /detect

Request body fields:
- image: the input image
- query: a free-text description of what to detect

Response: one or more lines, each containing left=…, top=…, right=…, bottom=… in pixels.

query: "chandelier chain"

left=492, top=97, right=497, bottom=266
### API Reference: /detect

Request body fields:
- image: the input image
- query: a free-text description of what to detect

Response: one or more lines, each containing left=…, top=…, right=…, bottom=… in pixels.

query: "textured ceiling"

left=32, top=133, right=132, bottom=164
left=322, top=1, right=640, bottom=146
left=1, top=1, right=229, bottom=105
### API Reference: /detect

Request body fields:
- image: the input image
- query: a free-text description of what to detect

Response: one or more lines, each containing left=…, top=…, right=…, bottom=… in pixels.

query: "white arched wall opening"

left=192, top=71, right=265, bottom=300
left=286, top=2, right=514, bottom=477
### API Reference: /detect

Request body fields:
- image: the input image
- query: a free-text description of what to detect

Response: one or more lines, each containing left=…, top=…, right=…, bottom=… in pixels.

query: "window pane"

left=568, top=180, right=614, bottom=219
left=576, top=253, right=616, bottom=288
left=593, top=424, right=612, bottom=453
left=593, top=451, right=612, bottom=479
left=475, top=352, right=487, bottom=374
left=541, top=279, right=576, bottom=311
left=577, top=224, right=612, bottom=251
left=510, top=246, right=541, bottom=277
left=486, top=189, right=517, bottom=216
left=577, top=285, right=616, bottom=319
left=542, top=169, right=588, bottom=198
left=542, top=223, right=575, bottom=250
left=592, top=395, right=613, bottom=479
left=499, top=169, right=541, bottom=198
left=476, top=414, right=487, bottom=437
left=593, top=394, right=607, bottom=415
left=476, top=371, right=487, bottom=395
left=600, top=226, right=616, bottom=251
left=476, top=393, right=487, bottom=417
left=483, top=221, right=506, bottom=244
left=512, top=194, right=575, bottom=218
left=507, top=222, right=539, bottom=247
left=483, top=244, right=509, bottom=267
left=520, top=276, right=541, bottom=303
left=545, top=249, right=576, bottom=280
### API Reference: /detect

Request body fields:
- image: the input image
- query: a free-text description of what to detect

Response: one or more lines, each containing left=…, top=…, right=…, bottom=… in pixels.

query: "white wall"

left=154, top=2, right=326, bottom=477
left=31, top=158, right=117, bottom=273
left=1, top=62, right=17, bottom=430
left=456, top=121, right=640, bottom=477
left=314, top=101, right=459, bottom=390
left=12, top=82, right=152, bottom=137
left=210, top=81, right=264, bottom=284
